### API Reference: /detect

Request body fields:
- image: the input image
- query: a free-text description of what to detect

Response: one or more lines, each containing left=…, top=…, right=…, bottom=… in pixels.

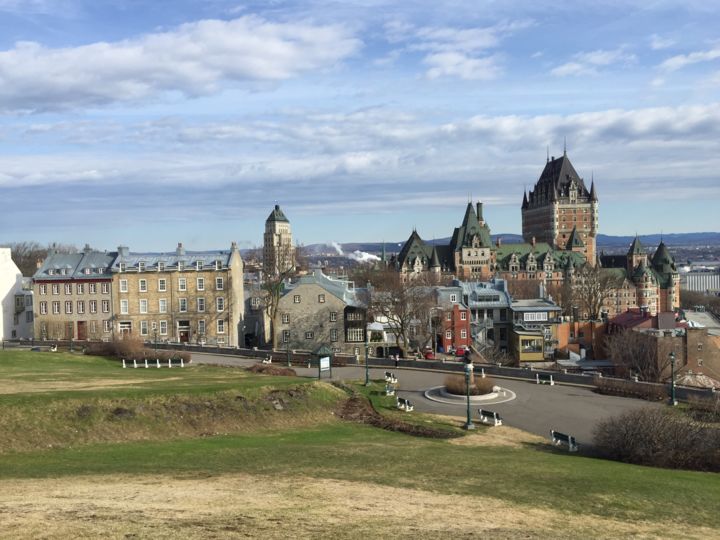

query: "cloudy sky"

left=0, top=0, right=719, bottom=252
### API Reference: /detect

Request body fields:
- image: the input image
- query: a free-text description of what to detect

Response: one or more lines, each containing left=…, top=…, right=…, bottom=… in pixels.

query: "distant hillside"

left=303, top=232, right=719, bottom=255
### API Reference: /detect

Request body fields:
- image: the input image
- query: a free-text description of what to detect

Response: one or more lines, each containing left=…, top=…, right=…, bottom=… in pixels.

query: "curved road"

left=193, top=352, right=659, bottom=446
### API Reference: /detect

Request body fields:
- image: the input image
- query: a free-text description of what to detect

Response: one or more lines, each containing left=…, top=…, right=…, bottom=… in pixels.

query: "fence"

left=5, top=339, right=716, bottom=402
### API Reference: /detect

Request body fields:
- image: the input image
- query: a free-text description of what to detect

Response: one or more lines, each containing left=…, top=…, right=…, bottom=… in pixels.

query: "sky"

left=0, top=0, right=719, bottom=252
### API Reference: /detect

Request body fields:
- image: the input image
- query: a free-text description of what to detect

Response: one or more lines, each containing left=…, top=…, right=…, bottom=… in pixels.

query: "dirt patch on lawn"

left=449, top=425, right=548, bottom=448
left=0, top=377, right=185, bottom=395
left=0, top=473, right=713, bottom=539
left=336, top=395, right=456, bottom=439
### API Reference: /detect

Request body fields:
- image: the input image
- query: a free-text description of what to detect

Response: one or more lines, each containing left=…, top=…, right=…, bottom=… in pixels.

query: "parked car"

left=423, top=349, right=435, bottom=360
left=454, top=347, right=467, bottom=357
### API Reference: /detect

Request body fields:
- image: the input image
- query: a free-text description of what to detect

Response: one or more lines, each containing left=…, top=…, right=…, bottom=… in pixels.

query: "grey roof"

left=628, top=235, right=645, bottom=256
left=565, top=226, right=585, bottom=249
left=34, top=250, right=116, bottom=280
left=111, top=250, right=231, bottom=272
left=284, top=269, right=367, bottom=308
left=456, top=279, right=512, bottom=308
left=511, top=298, right=562, bottom=312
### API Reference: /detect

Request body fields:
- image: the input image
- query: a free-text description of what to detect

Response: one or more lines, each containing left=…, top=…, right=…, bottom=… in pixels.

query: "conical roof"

left=651, top=241, right=676, bottom=274
left=628, top=235, right=644, bottom=256
left=522, top=191, right=528, bottom=209
left=430, top=246, right=441, bottom=268
left=266, top=204, right=289, bottom=223
left=590, top=180, right=598, bottom=202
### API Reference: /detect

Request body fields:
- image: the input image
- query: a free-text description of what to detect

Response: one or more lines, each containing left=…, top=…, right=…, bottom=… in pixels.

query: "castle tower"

left=522, top=151, right=598, bottom=265
left=627, top=235, right=647, bottom=274
left=263, top=204, right=295, bottom=276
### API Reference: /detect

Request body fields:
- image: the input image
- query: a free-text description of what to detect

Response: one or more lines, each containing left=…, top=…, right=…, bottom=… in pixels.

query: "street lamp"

left=364, top=324, right=370, bottom=386
left=669, top=351, right=677, bottom=406
left=464, top=361, right=475, bottom=430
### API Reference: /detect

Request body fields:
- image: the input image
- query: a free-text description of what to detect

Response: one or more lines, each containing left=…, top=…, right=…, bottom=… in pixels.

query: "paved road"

left=192, top=352, right=659, bottom=446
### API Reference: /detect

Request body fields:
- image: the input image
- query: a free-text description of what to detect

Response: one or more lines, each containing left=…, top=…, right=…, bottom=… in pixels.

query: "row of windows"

left=119, top=297, right=225, bottom=315
left=39, top=300, right=111, bottom=315
left=13, top=311, right=33, bottom=324
left=118, top=260, right=224, bottom=272
left=282, top=311, right=338, bottom=324
left=443, top=329, right=468, bottom=339
left=133, top=319, right=225, bottom=336
left=119, top=277, right=224, bottom=293
left=292, top=293, right=326, bottom=304
left=282, top=328, right=364, bottom=343
left=39, top=283, right=110, bottom=295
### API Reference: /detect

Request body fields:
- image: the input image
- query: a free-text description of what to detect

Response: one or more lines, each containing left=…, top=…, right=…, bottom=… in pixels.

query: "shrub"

left=594, top=377, right=668, bottom=401
left=247, top=363, right=297, bottom=377
left=444, top=375, right=496, bottom=396
left=593, top=408, right=720, bottom=472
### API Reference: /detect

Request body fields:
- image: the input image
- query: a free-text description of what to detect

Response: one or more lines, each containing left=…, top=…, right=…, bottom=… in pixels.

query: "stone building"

left=32, top=246, right=115, bottom=341
left=277, top=269, right=367, bottom=355
left=263, top=204, right=295, bottom=277
left=110, top=243, right=244, bottom=346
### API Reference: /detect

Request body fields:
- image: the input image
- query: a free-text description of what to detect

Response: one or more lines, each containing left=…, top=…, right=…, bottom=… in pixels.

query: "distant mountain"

left=303, top=232, right=719, bottom=255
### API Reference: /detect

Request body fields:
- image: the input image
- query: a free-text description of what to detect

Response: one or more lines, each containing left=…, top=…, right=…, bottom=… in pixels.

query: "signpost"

left=319, top=356, right=332, bottom=379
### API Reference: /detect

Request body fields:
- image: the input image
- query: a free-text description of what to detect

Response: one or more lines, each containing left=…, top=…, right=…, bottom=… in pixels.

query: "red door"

left=77, top=321, right=87, bottom=340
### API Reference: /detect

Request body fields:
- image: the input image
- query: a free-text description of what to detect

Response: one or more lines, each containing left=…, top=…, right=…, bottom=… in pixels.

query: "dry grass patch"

left=449, top=425, right=547, bottom=449
left=0, top=377, right=185, bottom=395
left=0, top=473, right=713, bottom=539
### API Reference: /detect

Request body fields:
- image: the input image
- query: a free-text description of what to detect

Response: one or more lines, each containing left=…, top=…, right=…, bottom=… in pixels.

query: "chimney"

left=117, top=246, right=129, bottom=257
left=36, top=259, right=43, bottom=269
left=83, top=243, right=91, bottom=253
left=496, top=237, right=502, bottom=247
left=176, top=242, right=185, bottom=256
left=476, top=201, right=483, bottom=223
left=230, top=241, right=238, bottom=252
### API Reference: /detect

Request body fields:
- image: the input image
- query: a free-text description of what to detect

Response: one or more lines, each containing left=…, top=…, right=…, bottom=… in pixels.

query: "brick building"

left=33, top=246, right=115, bottom=340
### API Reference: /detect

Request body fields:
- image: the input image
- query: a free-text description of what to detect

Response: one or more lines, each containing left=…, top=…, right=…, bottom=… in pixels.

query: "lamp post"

left=153, top=329, right=158, bottom=351
left=464, top=362, right=475, bottom=430
left=364, top=324, right=370, bottom=386
left=286, top=334, right=292, bottom=367
left=669, top=351, right=677, bottom=406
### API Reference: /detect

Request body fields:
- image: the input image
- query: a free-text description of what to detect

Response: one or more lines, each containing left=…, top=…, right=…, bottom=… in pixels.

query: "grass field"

left=1, top=349, right=719, bottom=539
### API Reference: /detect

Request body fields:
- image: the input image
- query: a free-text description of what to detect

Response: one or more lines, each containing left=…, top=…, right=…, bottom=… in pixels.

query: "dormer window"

left=215, top=260, right=222, bottom=270
left=178, top=261, right=184, bottom=271
left=158, top=262, right=165, bottom=272
left=119, top=262, right=126, bottom=272
left=196, top=261, right=202, bottom=271
left=84, top=268, right=91, bottom=275
left=138, top=262, right=145, bottom=272
left=48, top=269, right=55, bottom=276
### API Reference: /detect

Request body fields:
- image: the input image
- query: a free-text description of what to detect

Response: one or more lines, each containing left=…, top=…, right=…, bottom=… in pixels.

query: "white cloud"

left=649, top=34, right=675, bottom=50
left=383, top=19, right=530, bottom=80
left=659, top=46, right=720, bottom=72
left=552, top=47, right=636, bottom=77
left=0, top=15, right=361, bottom=113
left=424, top=52, right=501, bottom=80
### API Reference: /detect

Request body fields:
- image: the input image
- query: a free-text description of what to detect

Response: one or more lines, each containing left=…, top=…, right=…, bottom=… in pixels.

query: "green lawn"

left=1, top=349, right=719, bottom=533
left=0, top=423, right=718, bottom=529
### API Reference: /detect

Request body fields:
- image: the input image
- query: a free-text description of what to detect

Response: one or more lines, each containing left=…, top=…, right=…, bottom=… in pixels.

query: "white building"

left=0, top=248, right=34, bottom=340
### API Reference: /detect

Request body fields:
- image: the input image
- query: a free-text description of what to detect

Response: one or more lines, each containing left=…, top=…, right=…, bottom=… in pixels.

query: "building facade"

left=521, top=150, right=599, bottom=264
left=32, top=247, right=115, bottom=341
left=277, top=270, right=367, bottom=355
left=1, top=248, right=34, bottom=340
left=110, top=243, right=244, bottom=346
left=263, top=204, right=295, bottom=277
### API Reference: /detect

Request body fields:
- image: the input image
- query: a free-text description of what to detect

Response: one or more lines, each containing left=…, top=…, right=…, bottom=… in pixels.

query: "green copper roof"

left=266, top=204, right=289, bottom=223
left=628, top=235, right=644, bottom=256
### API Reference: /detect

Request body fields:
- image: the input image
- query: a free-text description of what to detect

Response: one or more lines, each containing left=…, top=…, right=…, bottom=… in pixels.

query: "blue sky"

left=0, top=0, right=719, bottom=252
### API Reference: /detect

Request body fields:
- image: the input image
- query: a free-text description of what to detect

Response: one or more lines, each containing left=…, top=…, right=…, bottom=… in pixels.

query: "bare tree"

left=572, top=265, right=624, bottom=320
left=477, top=342, right=515, bottom=366
left=605, top=329, right=674, bottom=382
left=506, top=278, right=542, bottom=300
left=369, top=270, right=435, bottom=355
left=262, top=243, right=298, bottom=349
